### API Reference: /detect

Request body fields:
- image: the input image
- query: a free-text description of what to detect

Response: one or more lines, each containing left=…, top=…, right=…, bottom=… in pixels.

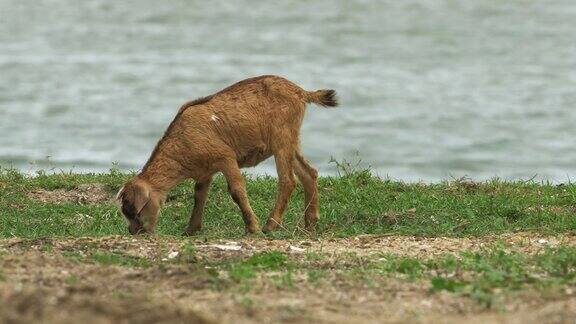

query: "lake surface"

left=1, top=0, right=575, bottom=181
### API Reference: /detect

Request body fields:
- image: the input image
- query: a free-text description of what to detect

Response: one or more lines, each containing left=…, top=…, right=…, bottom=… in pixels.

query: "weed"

left=65, top=274, right=79, bottom=285
left=307, top=269, right=327, bottom=284
left=430, top=277, right=465, bottom=293
left=537, top=246, right=576, bottom=279
left=378, top=255, right=425, bottom=278
left=91, top=251, right=151, bottom=268
left=226, top=251, right=289, bottom=284
left=180, top=241, right=198, bottom=263
left=229, top=264, right=257, bottom=282
left=62, top=251, right=85, bottom=262
left=244, top=251, right=288, bottom=270
left=274, top=270, right=295, bottom=289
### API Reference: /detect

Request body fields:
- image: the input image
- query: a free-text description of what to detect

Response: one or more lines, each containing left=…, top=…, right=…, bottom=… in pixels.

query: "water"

left=1, top=0, right=576, bottom=182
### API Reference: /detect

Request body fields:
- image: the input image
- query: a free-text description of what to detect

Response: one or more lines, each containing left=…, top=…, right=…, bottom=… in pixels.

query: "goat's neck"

left=138, top=158, right=187, bottom=193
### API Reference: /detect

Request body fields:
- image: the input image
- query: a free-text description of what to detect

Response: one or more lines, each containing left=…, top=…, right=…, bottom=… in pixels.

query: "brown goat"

left=116, top=75, right=338, bottom=235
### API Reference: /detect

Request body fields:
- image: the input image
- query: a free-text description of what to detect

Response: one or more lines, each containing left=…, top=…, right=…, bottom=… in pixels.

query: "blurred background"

left=1, top=0, right=575, bottom=182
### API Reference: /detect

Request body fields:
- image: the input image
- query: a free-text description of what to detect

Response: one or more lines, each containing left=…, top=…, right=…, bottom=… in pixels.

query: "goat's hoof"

left=262, top=222, right=279, bottom=233
left=183, top=228, right=201, bottom=236
left=245, top=225, right=261, bottom=235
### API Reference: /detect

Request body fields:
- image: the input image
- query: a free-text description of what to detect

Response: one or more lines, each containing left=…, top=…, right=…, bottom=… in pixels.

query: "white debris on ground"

left=206, top=242, right=243, bottom=251
left=289, top=245, right=305, bottom=253
left=161, top=250, right=180, bottom=261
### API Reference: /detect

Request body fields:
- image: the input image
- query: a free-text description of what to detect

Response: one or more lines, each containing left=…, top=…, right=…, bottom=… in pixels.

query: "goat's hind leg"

left=184, top=176, right=213, bottom=236
left=294, top=153, right=319, bottom=230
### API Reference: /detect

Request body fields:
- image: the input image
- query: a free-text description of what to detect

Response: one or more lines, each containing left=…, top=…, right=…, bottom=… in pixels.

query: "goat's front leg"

left=220, top=159, right=260, bottom=234
left=263, top=150, right=296, bottom=232
left=184, top=176, right=213, bottom=236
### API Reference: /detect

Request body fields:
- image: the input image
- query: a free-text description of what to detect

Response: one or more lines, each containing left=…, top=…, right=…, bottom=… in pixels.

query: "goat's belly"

left=237, top=146, right=272, bottom=168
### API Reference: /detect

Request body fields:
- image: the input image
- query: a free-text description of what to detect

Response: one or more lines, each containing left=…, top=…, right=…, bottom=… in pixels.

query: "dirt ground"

left=27, top=183, right=111, bottom=205
left=1, top=233, right=576, bottom=323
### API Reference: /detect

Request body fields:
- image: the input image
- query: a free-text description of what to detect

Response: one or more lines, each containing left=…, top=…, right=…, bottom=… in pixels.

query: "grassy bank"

left=2, top=167, right=576, bottom=321
left=0, top=167, right=575, bottom=238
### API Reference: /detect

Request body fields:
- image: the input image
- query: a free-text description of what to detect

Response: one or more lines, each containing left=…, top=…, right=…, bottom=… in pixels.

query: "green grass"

left=344, top=245, right=576, bottom=308
left=217, top=245, right=576, bottom=307
left=427, top=246, right=576, bottom=307
left=227, top=251, right=290, bottom=282
left=378, top=254, right=426, bottom=277
left=131, top=242, right=576, bottom=307
left=90, top=251, right=152, bottom=268
left=1, top=167, right=576, bottom=238
left=61, top=248, right=152, bottom=268
left=65, top=274, right=79, bottom=286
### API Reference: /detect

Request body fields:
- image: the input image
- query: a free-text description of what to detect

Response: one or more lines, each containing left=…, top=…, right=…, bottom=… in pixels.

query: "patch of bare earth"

left=27, top=183, right=111, bottom=204
left=1, top=233, right=575, bottom=323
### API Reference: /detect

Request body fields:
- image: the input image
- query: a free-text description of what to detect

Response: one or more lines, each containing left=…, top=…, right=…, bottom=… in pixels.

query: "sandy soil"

left=27, top=183, right=111, bottom=204
left=1, top=234, right=575, bottom=323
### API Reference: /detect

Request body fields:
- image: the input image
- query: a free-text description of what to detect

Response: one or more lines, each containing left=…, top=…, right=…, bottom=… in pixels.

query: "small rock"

left=167, top=251, right=179, bottom=259
left=537, top=239, right=548, bottom=244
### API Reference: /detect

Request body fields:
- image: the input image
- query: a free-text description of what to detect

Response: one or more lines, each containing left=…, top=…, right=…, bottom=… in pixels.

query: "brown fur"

left=117, top=75, right=338, bottom=235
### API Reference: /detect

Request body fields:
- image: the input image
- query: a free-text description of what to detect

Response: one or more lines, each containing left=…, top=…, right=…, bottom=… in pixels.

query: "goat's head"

left=116, top=178, right=162, bottom=235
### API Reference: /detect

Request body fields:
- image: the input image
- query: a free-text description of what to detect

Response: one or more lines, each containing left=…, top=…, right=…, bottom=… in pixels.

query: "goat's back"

left=147, top=75, right=312, bottom=175
left=180, top=75, right=308, bottom=137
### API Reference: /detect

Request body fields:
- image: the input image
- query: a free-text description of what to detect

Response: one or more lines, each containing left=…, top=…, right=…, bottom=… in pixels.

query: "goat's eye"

left=121, top=202, right=139, bottom=220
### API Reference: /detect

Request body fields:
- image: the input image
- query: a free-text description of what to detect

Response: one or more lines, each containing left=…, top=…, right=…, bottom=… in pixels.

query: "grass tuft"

left=91, top=251, right=151, bottom=268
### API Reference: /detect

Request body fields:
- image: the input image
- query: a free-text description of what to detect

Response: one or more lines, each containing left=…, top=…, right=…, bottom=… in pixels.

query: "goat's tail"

left=305, top=89, right=339, bottom=108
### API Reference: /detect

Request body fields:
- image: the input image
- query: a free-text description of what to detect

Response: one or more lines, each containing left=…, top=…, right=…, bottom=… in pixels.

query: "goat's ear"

left=133, top=184, right=151, bottom=215
left=115, top=186, right=125, bottom=200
